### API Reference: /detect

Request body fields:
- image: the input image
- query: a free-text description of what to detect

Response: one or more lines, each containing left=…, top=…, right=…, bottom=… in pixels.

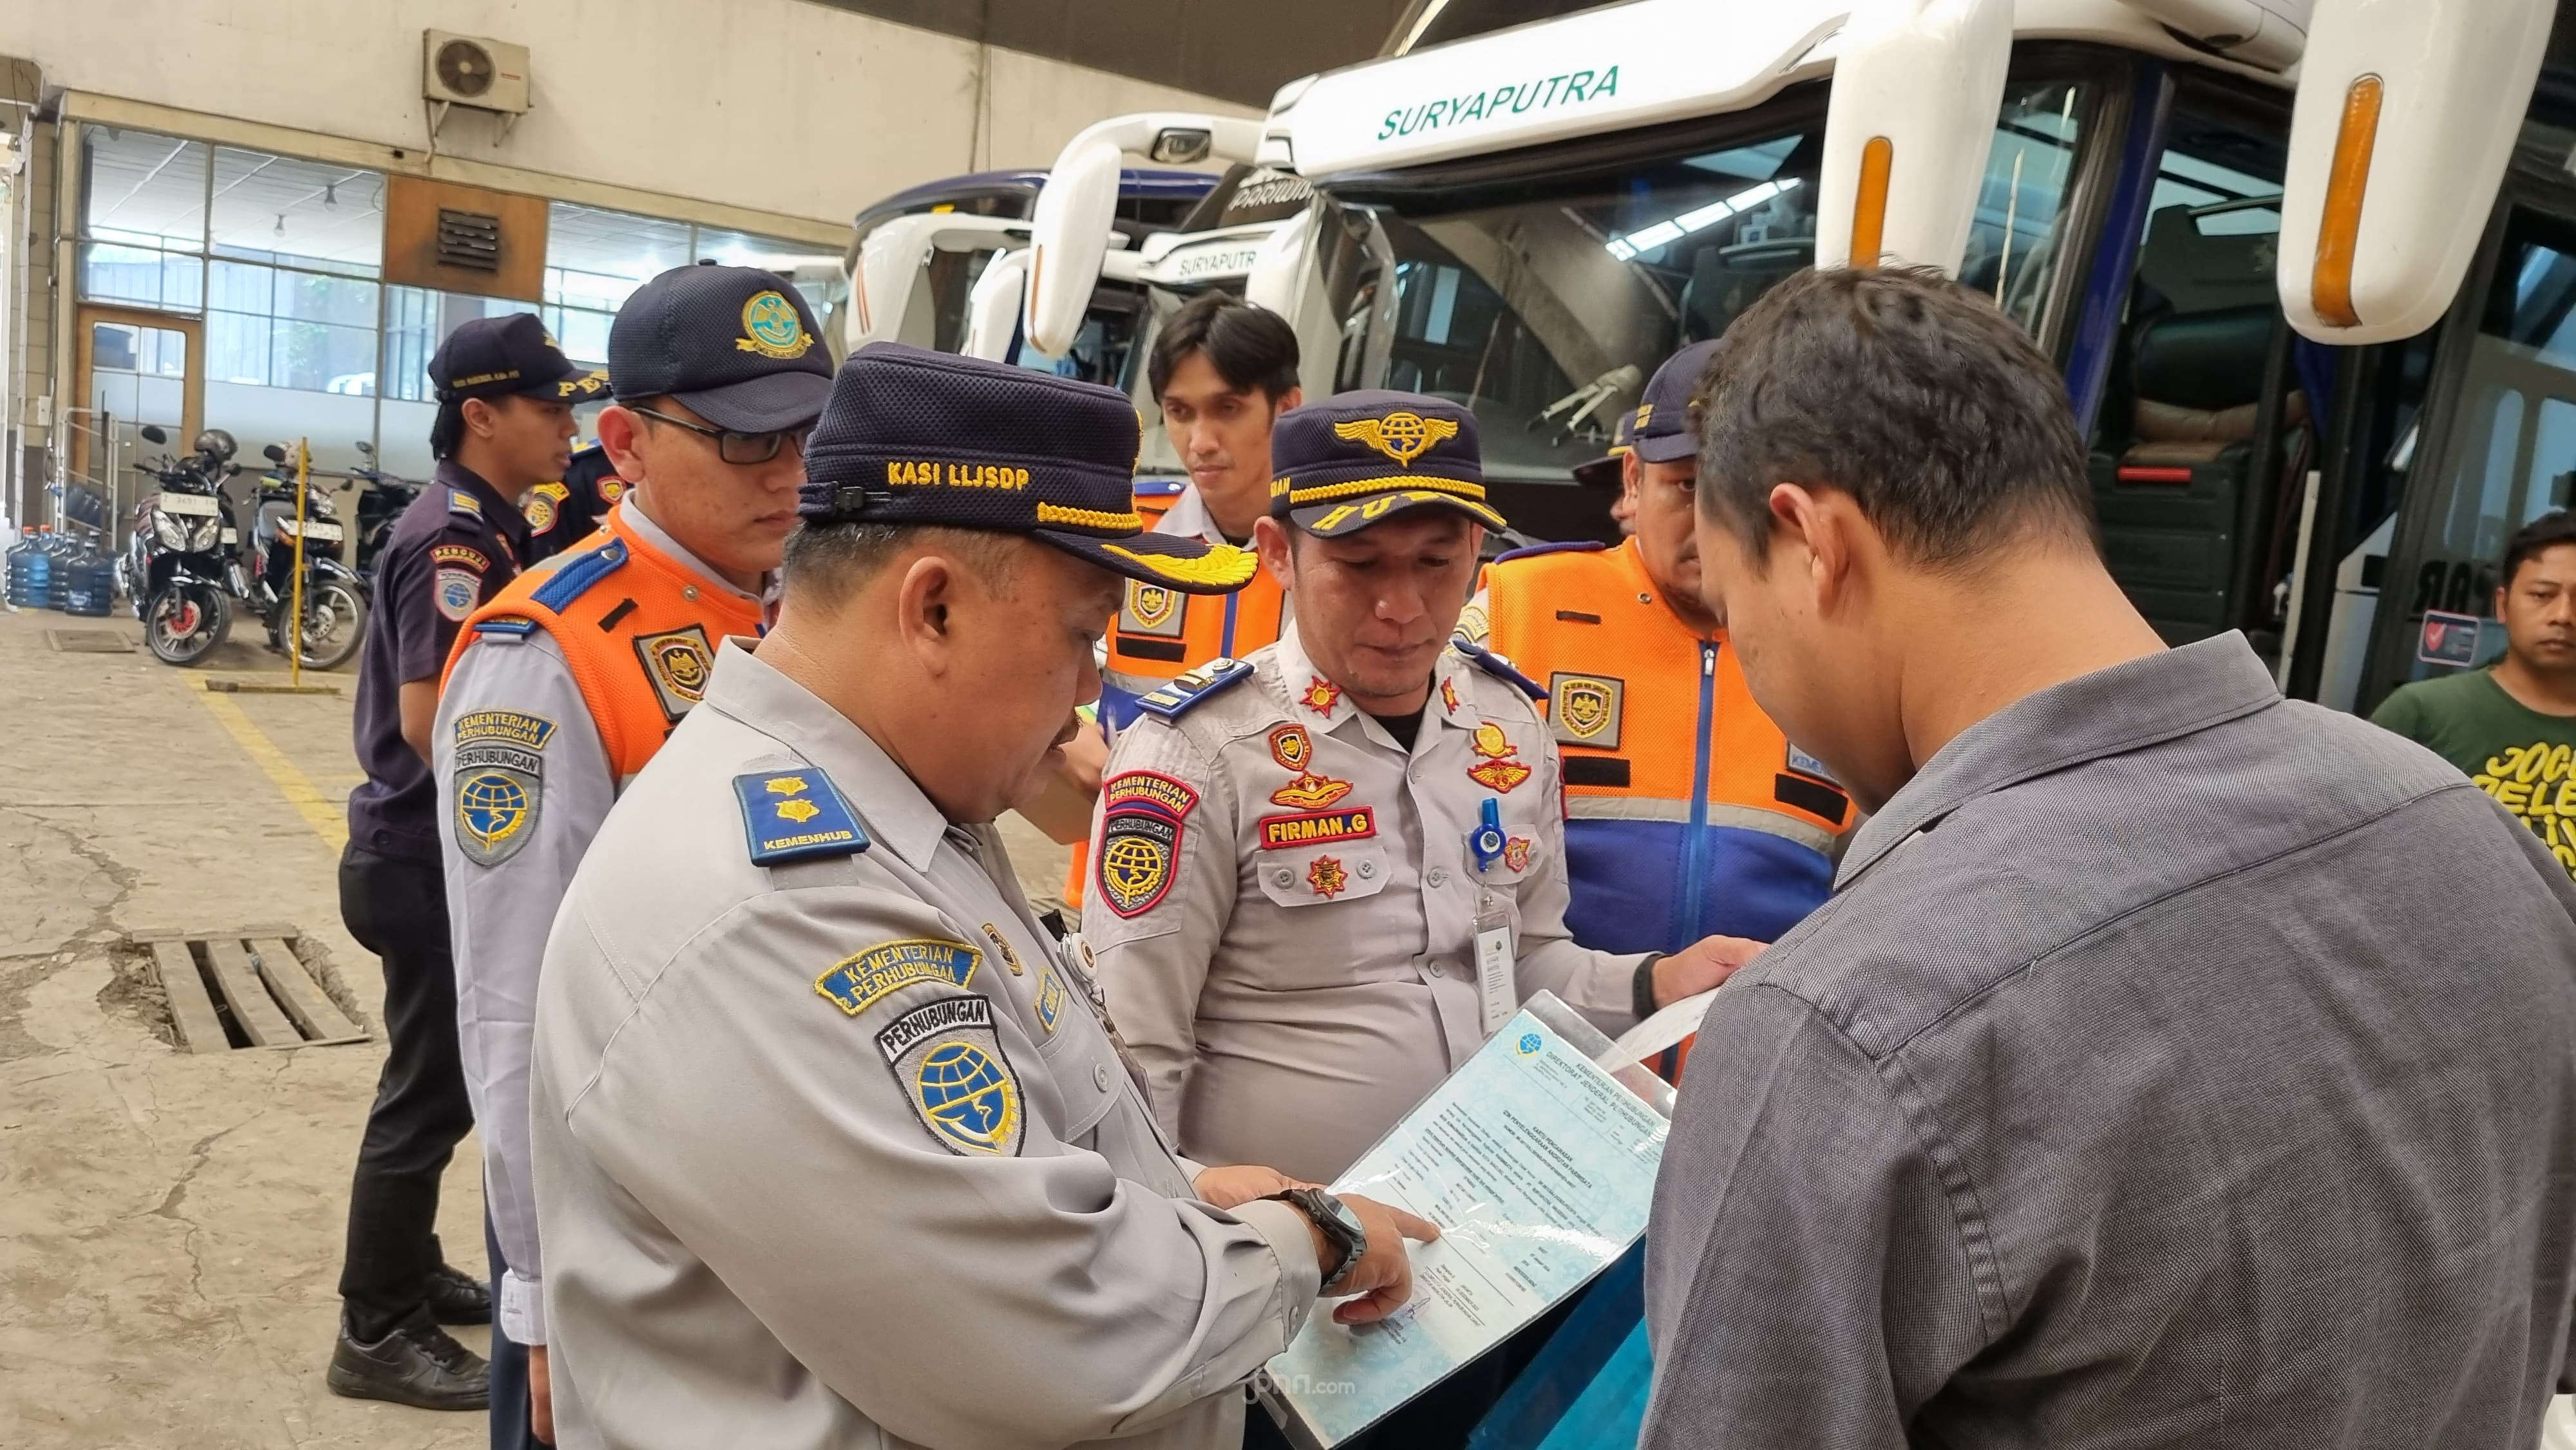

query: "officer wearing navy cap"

left=1086, top=390, right=1756, bottom=1445
left=1088, top=382, right=1752, bottom=1174
left=332, top=313, right=603, bottom=1411
left=523, top=343, right=1437, bottom=1450
left=434, top=263, right=832, bottom=1448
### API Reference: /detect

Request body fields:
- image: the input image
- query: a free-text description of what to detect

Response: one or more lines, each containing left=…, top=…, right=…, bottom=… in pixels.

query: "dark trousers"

left=486, top=1216, right=551, bottom=1449
left=336, top=842, right=478, bottom=1342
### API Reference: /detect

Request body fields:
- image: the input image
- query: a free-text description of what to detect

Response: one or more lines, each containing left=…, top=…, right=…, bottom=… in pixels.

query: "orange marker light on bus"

left=2313, top=75, right=2383, bottom=329
left=1852, top=135, right=1893, bottom=268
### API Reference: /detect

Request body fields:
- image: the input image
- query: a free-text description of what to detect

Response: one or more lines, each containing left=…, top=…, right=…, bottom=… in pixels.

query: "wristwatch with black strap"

left=1267, top=1186, right=1367, bottom=1294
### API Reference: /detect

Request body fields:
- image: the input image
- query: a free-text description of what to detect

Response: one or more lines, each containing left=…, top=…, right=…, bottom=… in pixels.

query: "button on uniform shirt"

left=346, top=459, right=529, bottom=859
left=434, top=499, right=761, bottom=1349
left=1642, top=634, right=2576, bottom=1450
left=1086, top=624, right=1649, bottom=1185
left=529, top=640, right=1321, bottom=1450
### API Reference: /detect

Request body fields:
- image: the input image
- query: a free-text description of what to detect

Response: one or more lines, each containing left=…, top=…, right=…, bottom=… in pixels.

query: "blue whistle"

left=1470, top=798, right=1506, bottom=872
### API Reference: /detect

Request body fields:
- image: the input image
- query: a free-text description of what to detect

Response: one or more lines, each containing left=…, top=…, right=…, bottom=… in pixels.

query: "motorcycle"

left=345, top=439, right=421, bottom=587
left=249, top=443, right=370, bottom=672
left=120, top=425, right=241, bottom=666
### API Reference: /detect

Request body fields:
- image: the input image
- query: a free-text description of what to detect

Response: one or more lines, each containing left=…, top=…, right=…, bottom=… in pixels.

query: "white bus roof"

left=1272, top=0, right=2297, bottom=181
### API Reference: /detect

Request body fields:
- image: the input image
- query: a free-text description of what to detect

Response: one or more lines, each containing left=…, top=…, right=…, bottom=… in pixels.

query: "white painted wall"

left=0, top=0, right=1255, bottom=227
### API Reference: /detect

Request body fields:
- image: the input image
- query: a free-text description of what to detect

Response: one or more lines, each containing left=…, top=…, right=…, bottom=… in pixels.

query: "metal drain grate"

left=48, top=628, right=135, bottom=654
left=129, top=925, right=370, bottom=1052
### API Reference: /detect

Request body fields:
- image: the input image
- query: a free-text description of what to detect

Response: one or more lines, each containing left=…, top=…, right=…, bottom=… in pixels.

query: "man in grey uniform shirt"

left=528, top=343, right=1434, bottom=1450
left=1644, top=265, right=2576, bottom=1449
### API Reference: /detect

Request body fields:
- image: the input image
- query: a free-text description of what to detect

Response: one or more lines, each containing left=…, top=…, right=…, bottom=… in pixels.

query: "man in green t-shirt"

left=2373, top=509, right=2576, bottom=878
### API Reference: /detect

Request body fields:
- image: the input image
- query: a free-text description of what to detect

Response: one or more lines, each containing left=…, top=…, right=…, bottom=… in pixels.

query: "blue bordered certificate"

left=1258, top=992, right=1674, bottom=1447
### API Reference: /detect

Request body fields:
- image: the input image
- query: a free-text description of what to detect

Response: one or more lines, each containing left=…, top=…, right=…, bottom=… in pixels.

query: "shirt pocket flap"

left=1253, top=841, right=1392, bottom=908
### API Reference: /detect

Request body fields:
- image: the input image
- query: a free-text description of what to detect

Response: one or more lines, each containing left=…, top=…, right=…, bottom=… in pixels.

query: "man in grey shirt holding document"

left=1644, top=265, right=2576, bottom=1449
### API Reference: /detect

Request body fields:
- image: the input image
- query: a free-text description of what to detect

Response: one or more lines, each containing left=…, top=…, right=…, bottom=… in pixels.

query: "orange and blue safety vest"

left=1066, top=485, right=1289, bottom=908
left=1469, top=538, right=1853, bottom=954
left=442, top=504, right=759, bottom=779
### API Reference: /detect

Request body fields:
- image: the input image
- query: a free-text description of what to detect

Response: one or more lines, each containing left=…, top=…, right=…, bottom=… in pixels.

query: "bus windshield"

left=1318, top=78, right=2094, bottom=484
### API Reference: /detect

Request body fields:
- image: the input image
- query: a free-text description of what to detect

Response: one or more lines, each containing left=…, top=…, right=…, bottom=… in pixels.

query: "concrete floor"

left=0, top=603, right=1073, bottom=1449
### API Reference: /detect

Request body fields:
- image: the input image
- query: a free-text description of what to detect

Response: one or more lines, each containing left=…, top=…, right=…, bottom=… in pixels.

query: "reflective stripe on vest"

left=1481, top=538, right=1852, bottom=953
left=441, top=503, right=764, bottom=782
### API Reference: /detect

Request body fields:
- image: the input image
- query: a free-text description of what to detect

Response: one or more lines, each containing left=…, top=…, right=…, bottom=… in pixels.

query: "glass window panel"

left=2530, top=399, right=2576, bottom=523
left=1963, top=82, right=2089, bottom=331
left=80, top=242, right=205, bottom=311
left=208, top=258, right=274, bottom=314
left=546, top=202, right=690, bottom=313
left=209, top=310, right=272, bottom=386
left=82, top=129, right=207, bottom=252
left=274, top=270, right=380, bottom=329
left=547, top=305, right=613, bottom=369
left=272, top=320, right=380, bottom=393
left=694, top=225, right=848, bottom=312
left=209, top=147, right=384, bottom=278
left=381, top=286, right=525, bottom=402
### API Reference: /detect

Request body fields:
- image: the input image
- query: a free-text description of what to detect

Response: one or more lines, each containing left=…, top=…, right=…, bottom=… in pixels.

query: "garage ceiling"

left=810, top=0, right=1409, bottom=106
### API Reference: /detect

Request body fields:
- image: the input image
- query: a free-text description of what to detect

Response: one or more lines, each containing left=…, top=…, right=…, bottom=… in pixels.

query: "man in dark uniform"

left=330, top=314, right=607, bottom=1409
left=522, top=440, right=629, bottom=563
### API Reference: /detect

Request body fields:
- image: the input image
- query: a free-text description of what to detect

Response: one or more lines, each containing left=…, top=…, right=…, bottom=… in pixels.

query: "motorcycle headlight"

left=153, top=512, right=188, bottom=550
left=189, top=516, right=222, bottom=551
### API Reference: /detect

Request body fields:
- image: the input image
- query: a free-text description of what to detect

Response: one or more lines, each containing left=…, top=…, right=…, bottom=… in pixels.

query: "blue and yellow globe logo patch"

left=456, top=769, right=529, bottom=859
left=915, top=1041, right=1018, bottom=1153
left=1517, top=1031, right=1543, bottom=1055
left=737, top=290, right=813, bottom=360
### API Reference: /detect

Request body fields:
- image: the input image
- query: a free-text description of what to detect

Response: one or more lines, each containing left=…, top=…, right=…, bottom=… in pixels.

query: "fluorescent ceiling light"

left=1603, top=176, right=1804, bottom=259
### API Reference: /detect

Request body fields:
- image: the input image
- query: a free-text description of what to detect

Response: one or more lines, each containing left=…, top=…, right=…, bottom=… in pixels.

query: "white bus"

left=1036, top=0, right=2576, bottom=719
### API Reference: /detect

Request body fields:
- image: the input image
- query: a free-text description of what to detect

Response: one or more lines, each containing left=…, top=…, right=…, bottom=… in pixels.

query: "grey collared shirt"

left=529, top=641, right=1319, bottom=1450
left=1643, top=634, right=2576, bottom=1449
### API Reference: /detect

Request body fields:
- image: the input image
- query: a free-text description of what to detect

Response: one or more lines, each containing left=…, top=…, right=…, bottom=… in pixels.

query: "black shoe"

left=327, top=1308, right=490, bottom=1411
left=424, top=1263, right=492, bottom=1326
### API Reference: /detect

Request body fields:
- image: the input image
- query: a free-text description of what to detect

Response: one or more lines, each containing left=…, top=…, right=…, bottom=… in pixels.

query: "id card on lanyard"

left=1470, top=798, right=1515, bottom=1035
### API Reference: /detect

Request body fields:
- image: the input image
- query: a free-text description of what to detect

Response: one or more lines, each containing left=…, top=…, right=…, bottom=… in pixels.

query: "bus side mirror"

left=1815, top=0, right=2012, bottom=277
left=1025, top=135, right=1128, bottom=357
left=1025, top=111, right=1264, bottom=355
left=2278, top=0, right=2553, bottom=343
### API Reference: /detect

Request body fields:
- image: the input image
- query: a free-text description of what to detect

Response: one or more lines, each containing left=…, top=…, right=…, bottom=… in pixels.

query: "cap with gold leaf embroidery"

left=799, top=343, right=1258, bottom=595
left=1269, top=390, right=1508, bottom=538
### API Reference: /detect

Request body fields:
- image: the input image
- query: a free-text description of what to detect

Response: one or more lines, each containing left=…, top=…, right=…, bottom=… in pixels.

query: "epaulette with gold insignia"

left=735, top=766, right=871, bottom=865
left=1452, top=641, right=1546, bottom=701
left=1134, top=657, right=1255, bottom=722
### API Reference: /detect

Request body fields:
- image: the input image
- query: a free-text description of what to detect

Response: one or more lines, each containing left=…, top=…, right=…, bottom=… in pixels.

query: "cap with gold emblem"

left=1269, top=390, right=1507, bottom=538
left=608, top=263, right=833, bottom=433
left=800, top=343, right=1259, bottom=594
left=429, top=312, right=608, bottom=405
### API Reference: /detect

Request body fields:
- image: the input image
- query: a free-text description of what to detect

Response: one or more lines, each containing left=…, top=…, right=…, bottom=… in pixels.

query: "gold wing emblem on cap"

left=1333, top=411, right=1458, bottom=467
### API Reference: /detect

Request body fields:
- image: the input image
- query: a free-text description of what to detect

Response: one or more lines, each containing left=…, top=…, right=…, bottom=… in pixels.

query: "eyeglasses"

left=630, top=406, right=812, bottom=466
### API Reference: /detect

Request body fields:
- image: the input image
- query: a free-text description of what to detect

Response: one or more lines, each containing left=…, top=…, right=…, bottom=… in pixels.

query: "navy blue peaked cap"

left=1269, top=390, right=1507, bottom=538
left=799, top=343, right=1257, bottom=593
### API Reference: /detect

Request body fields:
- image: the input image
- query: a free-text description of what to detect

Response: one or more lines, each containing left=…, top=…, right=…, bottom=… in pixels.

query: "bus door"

left=2068, top=71, right=2327, bottom=672
left=2358, top=147, right=2576, bottom=712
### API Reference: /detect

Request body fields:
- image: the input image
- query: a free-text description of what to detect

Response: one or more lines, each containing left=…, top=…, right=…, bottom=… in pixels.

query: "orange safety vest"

left=1059, top=560, right=1291, bottom=910
left=1481, top=538, right=1854, bottom=1080
left=441, top=504, right=761, bottom=780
